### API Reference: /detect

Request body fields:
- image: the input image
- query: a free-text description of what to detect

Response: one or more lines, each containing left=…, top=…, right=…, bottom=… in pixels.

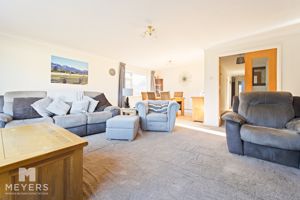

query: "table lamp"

left=122, top=88, right=133, bottom=108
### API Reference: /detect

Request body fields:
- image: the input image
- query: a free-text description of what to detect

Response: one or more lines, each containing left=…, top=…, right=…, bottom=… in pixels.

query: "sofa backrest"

left=3, top=91, right=47, bottom=115
left=0, top=96, right=4, bottom=113
left=293, top=96, right=300, bottom=118
left=238, top=92, right=294, bottom=129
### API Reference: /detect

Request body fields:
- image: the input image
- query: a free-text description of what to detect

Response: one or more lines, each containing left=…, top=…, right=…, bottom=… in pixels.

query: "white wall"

left=0, top=33, right=147, bottom=105
left=204, top=23, right=300, bottom=126
left=156, top=52, right=205, bottom=111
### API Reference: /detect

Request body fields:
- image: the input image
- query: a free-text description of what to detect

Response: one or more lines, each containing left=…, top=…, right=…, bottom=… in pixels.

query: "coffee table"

left=0, top=123, right=88, bottom=200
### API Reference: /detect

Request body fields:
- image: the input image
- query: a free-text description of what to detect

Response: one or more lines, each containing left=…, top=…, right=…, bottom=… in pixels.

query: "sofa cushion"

left=106, top=115, right=139, bottom=129
left=13, top=97, right=42, bottom=120
left=0, top=113, right=13, bottom=122
left=148, top=100, right=169, bottom=114
left=31, top=97, right=53, bottom=117
left=53, top=113, right=87, bottom=128
left=3, top=91, right=47, bottom=115
left=94, top=94, right=112, bottom=111
left=0, top=96, right=4, bottom=113
left=238, top=92, right=294, bottom=129
left=70, top=100, right=89, bottom=114
left=86, top=111, right=112, bottom=124
left=293, top=97, right=300, bottom=118
left=47, top=99, right=71, bottom=116
left=5, top=117, right=53, bottom=128
left=241, top=124, right=300, bottom=151
left=146, top=113, right=168, bottom=122
left=286, top=118, right=300, bottom=132
left=83, top=96, right=99, bottom=113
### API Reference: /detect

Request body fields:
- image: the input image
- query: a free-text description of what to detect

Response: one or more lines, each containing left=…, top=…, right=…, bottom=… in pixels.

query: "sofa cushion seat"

left=53, top=113, right=86, bottom=128
left=86, top=111, right=112, bottom=124
left=5, top=117, right=53, bottom=128
left=146, top=113, right=167, bottom=122
left=241, top=124, right=300, bottom=151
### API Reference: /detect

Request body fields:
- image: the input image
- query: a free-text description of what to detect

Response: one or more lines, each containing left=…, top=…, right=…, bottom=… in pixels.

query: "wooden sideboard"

left=0, top=123, right=88, bottom=200
left=191, top=96, right=204, bottom=122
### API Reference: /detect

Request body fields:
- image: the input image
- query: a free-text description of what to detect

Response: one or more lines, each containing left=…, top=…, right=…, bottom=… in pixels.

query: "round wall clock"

left=109, top=68, right=116, bottom=76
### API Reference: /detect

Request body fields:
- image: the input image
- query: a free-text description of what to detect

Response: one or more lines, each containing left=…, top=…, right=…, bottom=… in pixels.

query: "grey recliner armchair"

left=222, top=92, right=300, bottom=168
left=136, top=100, right=179, bottom=132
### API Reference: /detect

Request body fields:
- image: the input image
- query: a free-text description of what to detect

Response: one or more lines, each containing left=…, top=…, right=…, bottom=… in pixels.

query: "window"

left=125, top=71, right=147, bottom=96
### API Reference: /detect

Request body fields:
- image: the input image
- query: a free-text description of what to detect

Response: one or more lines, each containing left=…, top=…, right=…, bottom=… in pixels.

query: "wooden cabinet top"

left=0, top=123, right=88, bottom=171
left=191, top=96, right=204, bottom=99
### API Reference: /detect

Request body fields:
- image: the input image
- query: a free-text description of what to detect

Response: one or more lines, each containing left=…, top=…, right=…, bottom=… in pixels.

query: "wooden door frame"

left=218, top=45, right=282, bottom=126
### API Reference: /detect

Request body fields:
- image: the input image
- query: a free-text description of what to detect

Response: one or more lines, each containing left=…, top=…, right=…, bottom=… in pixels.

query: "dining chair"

left=141, top=92, right=148, bottom=100
left=174, top=92, right=183, bottom=98
left=160, top=91, right=171, bottom=100
left=147, top=92, right=156, bottom=100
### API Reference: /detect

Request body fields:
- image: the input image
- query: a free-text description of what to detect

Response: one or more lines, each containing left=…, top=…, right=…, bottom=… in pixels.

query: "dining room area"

left=140, top=91, right=204, bottom=123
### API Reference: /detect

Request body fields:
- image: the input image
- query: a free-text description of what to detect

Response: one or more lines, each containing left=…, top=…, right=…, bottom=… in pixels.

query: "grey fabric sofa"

left=0, top=91, right=120, bottom=137
left=222, top=92, right=300, bottom=168
left=135, top=100, right=179, bottom=132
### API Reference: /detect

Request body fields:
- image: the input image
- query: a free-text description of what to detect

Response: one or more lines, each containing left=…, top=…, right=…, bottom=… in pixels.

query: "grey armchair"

left=136, top=100, right=179, bottom=132
left=222, top=92, right=300, bottom=168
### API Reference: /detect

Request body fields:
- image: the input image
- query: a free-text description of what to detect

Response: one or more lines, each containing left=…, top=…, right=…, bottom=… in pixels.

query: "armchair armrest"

left=0, top=113, right=13, bottom=128
left=221, top=112, right=246, bottom=125
left=135, top=101, right=148, bottom=130
left=104, top=106, right=120, bottom=117
left=167, top=101, right=180, bottom=132
left=135, top=101, right=148, bottom=118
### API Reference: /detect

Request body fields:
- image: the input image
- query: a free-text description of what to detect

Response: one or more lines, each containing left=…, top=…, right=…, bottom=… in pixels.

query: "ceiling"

left=1, top=0, right=300, bottom=68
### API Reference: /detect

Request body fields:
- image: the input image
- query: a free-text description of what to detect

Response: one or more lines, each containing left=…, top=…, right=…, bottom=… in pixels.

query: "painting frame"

left=51, top=55, right=88, bottom=85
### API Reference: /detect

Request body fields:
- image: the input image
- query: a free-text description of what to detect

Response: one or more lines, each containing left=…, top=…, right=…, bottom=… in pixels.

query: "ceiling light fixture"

left=143, top=25, right=156, bottom=37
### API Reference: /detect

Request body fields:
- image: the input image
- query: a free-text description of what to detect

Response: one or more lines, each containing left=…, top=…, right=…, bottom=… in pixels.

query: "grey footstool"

left=106, top=115, right=139, bottom=141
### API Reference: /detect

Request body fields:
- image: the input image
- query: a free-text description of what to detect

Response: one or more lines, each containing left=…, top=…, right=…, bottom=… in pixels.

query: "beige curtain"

left=118, top=62, right=126, bottom=107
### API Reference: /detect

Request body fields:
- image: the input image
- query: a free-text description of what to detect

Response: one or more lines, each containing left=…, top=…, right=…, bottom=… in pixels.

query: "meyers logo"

left=5, top=167, right=48, bottom=195
left=19, top=168, right=36, bottom=182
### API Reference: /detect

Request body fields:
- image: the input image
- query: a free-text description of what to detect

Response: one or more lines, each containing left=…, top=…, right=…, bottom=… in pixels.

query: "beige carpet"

left=83, top=126, right=300, bottom=200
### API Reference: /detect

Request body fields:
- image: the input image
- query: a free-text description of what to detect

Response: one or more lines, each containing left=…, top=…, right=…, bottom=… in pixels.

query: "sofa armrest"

left=0, top=113, right=13, bottom=128
left=225, top=120, right=244, bottom=155
left=167, top=101, right=180, bottom=132
left=104, top=106, right=120, bottom=117
left=221, top=112, right=246, bottom=125
left=286, top=118, right=300, bottom=132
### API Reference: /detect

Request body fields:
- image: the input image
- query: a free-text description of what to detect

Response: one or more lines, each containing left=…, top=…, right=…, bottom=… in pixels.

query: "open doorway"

left=219, top=54, right=245, bottom=125
left=219, top=48, right=278, bottom=126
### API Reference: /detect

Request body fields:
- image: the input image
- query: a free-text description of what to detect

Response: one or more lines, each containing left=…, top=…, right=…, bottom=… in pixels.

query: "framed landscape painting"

left=51, top=55, right=88, bottom=85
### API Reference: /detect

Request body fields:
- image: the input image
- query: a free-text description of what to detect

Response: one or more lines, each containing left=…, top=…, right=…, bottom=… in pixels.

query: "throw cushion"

left=70, top=100, right=90, bottom=114
left=46, top=99, right=71, bottom=116
left=13, top=97, right=42, bottom=120
left=94, top=94, right=112, bottom=111
left=83, top=96, right=99, bottom=113
left=148, top=102, right=168, bottom=114
left=0, top=113, right=13, bottom=122
left=31, top=97, right=53, bottom=117
left=286, top=118, right=300, bottom=132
